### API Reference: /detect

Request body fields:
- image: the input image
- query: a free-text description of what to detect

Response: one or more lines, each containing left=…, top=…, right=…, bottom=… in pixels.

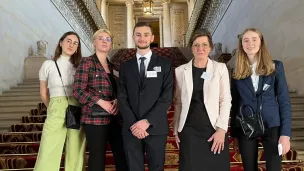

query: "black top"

left=185, top=65, right=212, bottom=131
left=107, top=73, right=117, bottom=99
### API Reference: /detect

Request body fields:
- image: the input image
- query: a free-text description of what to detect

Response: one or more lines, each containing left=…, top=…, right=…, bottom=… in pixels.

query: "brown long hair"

left=233, top=28, right=275, bottom=80
left=188, top=28, right=214, bottom=50
left=52, top=31, right=82, bottom=68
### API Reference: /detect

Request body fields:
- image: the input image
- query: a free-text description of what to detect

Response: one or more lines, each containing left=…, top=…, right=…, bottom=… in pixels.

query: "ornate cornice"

left=185, top=0, right=233, bottom=45
left=201, top=0, right=232, bottom=34
left=51, top=0, right=108, bottom=52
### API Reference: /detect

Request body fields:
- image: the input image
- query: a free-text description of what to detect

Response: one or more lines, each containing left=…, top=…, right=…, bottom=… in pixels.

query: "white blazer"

left=173, top=58, right=232, bottom=135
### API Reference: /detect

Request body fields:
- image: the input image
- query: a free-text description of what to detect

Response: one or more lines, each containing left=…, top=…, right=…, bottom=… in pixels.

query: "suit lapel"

left=92, top=54, right=110, bottom=83
left=130, top=57, right=141, bottom=87
left=203, top=58, right=213, bottom=96
left=256, top=76, right=264, bottom=95
left=244, top=76, right=256, bottom=96
left=184, top=60, right=193, bottom=102
left=142, top=53, right=157, bottom=89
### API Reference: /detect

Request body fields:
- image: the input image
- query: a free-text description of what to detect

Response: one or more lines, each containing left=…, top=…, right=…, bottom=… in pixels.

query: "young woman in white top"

left=34, top=31, right=86, bottom=171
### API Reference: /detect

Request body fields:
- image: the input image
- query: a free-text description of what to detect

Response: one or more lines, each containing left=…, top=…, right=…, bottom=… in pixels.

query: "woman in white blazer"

left=173, top=29, right=232, bottom=171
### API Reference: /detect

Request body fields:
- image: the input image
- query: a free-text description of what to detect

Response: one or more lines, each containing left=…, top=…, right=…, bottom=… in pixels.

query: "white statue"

left=37, top=40, right=48, bottom=56
left=210, top=43, right=222, bottom=60
left=227, top=48, right=237, bottom=68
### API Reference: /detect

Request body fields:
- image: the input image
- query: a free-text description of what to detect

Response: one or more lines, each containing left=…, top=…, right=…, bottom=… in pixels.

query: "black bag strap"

left=54, top=60, right=70, bottom=104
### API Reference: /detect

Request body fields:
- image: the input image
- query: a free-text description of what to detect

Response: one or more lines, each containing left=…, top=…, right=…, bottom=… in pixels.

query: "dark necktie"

left=139, top=57, right=146, bottom=84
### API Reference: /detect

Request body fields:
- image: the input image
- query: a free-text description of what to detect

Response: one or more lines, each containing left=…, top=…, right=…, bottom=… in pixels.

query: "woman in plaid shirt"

left=73, top=29, right=127, bottom=171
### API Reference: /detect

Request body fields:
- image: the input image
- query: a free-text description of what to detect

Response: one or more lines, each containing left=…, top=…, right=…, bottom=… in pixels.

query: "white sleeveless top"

left=39, top=55, right=76, bottom=98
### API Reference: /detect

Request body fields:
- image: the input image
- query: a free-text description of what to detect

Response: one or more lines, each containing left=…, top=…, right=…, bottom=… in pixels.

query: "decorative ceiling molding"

left=185, top=0, right=233, bottom=45
left=51, top=0, right=108, bottom=52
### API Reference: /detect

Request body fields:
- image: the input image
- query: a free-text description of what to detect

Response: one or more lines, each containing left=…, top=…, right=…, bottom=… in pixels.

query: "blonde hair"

left=92, top=29, right=114, bottom=48
left=233, top=28, right=275, bottom=80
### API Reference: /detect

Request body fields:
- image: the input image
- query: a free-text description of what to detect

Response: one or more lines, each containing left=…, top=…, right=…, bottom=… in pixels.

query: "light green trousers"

left=34, top=97, right=86, bottom=171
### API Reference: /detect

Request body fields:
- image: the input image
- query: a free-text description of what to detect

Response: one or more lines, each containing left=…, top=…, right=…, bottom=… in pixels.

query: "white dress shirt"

left=250, top=62, right=259, bottom=92
left=136, top=50, right=152, bottom=74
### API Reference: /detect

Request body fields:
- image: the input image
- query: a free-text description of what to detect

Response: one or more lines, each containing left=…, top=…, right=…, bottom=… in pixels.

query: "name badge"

left=147, top=71, right=157, bottom=78
left=153, top=66, right=161, bottom=72
left=201, top=72, right=212, bottom=80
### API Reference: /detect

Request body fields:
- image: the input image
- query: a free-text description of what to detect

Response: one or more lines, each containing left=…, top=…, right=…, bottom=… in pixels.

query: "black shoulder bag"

left=55, top=61, right=81, bottom=129
left=236, top=95, right=265, bottom=140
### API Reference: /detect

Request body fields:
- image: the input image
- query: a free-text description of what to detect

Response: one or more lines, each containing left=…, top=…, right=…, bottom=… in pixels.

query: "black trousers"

left=237, top=127, right=282, bottom=171
left=123, top=133, right=167, bottom=171
left=83, top=118, right=128, bottom=171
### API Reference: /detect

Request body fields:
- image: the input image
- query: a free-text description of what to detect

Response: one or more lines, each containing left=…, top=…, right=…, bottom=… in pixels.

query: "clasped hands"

left=130, top=120, right=150, bottom=139
left=97, top=99, right=119, bottom=115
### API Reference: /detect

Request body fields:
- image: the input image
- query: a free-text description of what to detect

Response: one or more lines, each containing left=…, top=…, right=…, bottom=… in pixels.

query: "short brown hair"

left=188, top=29, right=214, bottom=50
left=53, top=31, right=82, bottom=68
left=233, top=28, right=275, bottom=80
left=133, top=21, right=154, bottom=35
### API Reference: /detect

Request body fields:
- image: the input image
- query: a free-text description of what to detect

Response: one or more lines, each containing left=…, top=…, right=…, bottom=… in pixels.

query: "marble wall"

left=108, top=5, right=127, bottom=49
left=170, top=4, right=188, bottom=47
left=212, top=0, right=304, bottom=94
left=0, top=0, right=92, bottom=94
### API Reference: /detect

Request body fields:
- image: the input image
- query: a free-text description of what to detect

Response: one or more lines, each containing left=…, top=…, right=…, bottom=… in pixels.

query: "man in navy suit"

left=118, top=22, right=174, bottom=171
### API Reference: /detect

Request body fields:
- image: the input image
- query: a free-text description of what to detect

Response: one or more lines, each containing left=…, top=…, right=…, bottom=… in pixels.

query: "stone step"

left=292, top=109, right=304, bottom=117
left=14, top=84, right=40, bottom=88
left=292, top=127, right=304, bottom=137
left=292, top=104, right=304, bottom=110
left=4, top=88, right=40, bottom=93
left=18, top=82, right=39, bottom=85
left=0, top=91, right=40, bottom=96
left=290, top=97, right=304, bottom=103
left=0, top=101, right=40, bottom=107
left=297, top=150, right=304, bottom=160
left=292, top=116, right=304, bottom=127
left=0, top=119, right=21, bottom=132
left=23, top=79, right=39, bottom=83
left=0, top=106, right=37, bottom=113
left=0, top=96, right=41, bottom=101
left=291, top=137, right=304, bottom=150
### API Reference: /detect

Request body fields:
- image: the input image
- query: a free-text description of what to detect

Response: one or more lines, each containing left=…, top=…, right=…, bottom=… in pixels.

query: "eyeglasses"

left=97, top=36, right=113, bottom=43
left=192, top=43, right=210, bottom=49
left=65, top=39, right=79, bottom=46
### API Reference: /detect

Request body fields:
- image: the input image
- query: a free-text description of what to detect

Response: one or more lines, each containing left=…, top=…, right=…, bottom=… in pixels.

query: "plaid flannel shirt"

left=73, top=54, right=114, bottom=125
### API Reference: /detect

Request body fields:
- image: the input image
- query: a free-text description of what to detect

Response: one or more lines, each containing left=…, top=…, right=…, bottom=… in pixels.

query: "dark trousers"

left=83, top=119, right=128, bottom=171
left=123, top=133, right=167, bottom=171
left=238, top=127, right=282, bottom=171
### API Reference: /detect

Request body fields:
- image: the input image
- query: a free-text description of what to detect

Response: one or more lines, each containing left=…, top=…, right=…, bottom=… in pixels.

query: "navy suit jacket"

left=230, top=60, right=292, bottom=137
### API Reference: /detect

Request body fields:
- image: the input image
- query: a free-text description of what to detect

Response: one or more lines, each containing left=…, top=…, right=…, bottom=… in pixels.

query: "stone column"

left=105, top=2, right=109, bottom=26
left=187, top=0, right=195, bottom=21
left=162, top=0, right=172, bottom=47
left=126, top=0, right=134, bottom=48
left=101, top=0, right=107, bottom=25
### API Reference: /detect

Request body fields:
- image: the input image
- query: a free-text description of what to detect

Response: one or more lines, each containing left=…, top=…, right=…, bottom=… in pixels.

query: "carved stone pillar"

left=101, top=0, right=107, bottom=25
left=105, top=2, right=109, bottom=26
left=187, top=0, right=195, bottom=21
left=162, top=0, right=172, bottom=47
left=126, top=0, right=134, bottom=48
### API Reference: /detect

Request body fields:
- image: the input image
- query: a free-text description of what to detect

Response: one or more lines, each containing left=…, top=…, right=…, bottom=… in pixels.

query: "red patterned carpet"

left=0, top=47, right=303, bottom=170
